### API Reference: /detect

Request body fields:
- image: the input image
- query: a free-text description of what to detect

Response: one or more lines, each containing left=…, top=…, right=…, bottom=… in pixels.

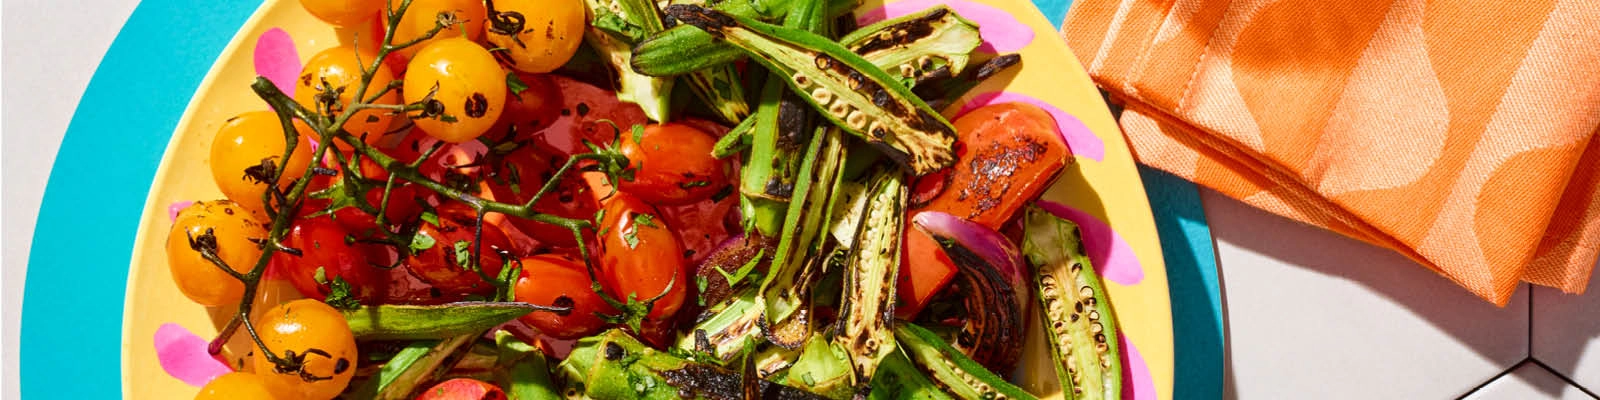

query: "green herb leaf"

left=714, top=249, right=764, bottom=287
left=594, top=208, right=607, bottom=226
left=454, top=240, right=474, bottom=271
left=506, top=72, right=529, bottom=96
left=420, top=211, right=440, bottom=226
left=633, top=212, right=658, bottom=228
left=314, top=266, right=329, bottom=285
left=632, top=124, right=645, bottom=144
left=409, top=232, right=437, bottom=253
left=622, top=229, right=641, bottom=249
left=324, top=276, right=361, bottom=310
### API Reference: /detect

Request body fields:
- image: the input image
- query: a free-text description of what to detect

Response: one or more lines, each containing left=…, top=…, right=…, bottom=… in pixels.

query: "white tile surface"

left=1532, top=263, right=1600, bottom=393
left=1464, top=362, right=1597, bottom=400
left=1202, top=190, right=1530, bottom=399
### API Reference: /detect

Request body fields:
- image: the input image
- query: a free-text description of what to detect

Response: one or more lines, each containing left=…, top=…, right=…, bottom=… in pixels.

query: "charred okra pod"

left=760, top=128, right=847, bottom=339
left=739, top=79, right=800, bottom=237
left=869, top=349, right=955, bottom=400
left=1022, top=206, right=1123, bottom=400
left=676, top=288, right=766, bottom=364
left=658, top=5, right=958, bottom=175
left=584, top=0, right=674, bottom=121
left=341, top=301, right=565, bottom=340
left=559, top=330, right=831, bottom=399
left=893, top=323, right=1039, bottom=400
left=834, top=168, right=906, bottom=389
left=838, top=6, right=981, bottom=88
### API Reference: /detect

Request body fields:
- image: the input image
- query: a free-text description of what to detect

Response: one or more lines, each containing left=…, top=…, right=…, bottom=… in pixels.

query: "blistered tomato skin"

left=404, top=37, right=508, bottom=144
left=294, top=46, right=401, bottom=149
left=482, top=0, right=586, bottom=73
left=194, top=372, right=280, bottom=400
left=166, top=201, right=266, bottom=307
left=513, top=255, right=614, bottom=339
left=252, top=299, right=358, bottom=400
left=596, top=193, right=689, bottom=322
left=387, top=0, right=487, bottom=61
left=616, top=123, right=732, bottom=206
left=915, top=103, right=1070, bottom=228
left=210, top=111, right=317, bottom=216
left=298, top=0, right=385, bottom=27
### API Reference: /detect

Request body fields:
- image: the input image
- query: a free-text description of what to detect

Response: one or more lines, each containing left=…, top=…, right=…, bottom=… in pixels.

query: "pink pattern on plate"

left=1120, top=334, right=1157, bottom=400
left=855, top=0, right=1034, bottom=53
left=254, top=28, right=301, bottom=98
left=1035, top=200, right=1143, bottom=285
left=155, top=323, right=233, bottom=387
left=957, top=92, right=1105, bottom=162
left=169, top=200, right=195, bottom=222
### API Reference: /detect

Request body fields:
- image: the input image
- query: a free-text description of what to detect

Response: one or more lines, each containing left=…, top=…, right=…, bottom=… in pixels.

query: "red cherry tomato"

left=272, top=216, right=384, bottom=302
left=615, top=123, right=731, bottom=205
left=492, top=73, right=563, bottom=139
left=512, top=254, right=614, bottom=339
left=658, top=186, right=739, bottom=265
left=527, top=75, right=648, bottom=157
left=595, top=193, right=688, bottom=322
left=481, top=144, right=599, bottom=249
left=413, top=378, right=506, bottom=400
left=406, top=204, right=514, bottom=295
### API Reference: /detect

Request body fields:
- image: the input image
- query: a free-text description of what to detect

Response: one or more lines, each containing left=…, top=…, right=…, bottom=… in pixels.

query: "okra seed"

left=1091, top=322, right=1104, bottom=333
left=1075, top=302, right=1085, bottom=314
left=899, top=64, right=916, bottom=78
left=811, top=88, right=833, bottom=105
left=847, top=111, right=869, bottom=129
left=1078, top=286, right=1094, bottom=298
left=793, top=73, right=809, bottom=87
left=1089, top=310, right=1101, bottom=320
left=829, top=102, right=851, bottom=118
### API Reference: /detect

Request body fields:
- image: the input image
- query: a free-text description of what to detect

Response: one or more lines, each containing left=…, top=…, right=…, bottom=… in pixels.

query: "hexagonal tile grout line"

left=1455, top=289, right=1600, bottom=399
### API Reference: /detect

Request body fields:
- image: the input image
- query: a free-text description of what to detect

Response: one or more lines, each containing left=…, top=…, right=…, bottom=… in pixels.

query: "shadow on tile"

left=1531, top=262, right=1600, bottom=397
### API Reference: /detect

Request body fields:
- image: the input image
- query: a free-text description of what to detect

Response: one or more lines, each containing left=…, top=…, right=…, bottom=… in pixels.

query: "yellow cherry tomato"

left=194, top=372, right=280, bottom=400
left=403, top=37, right=507, bottom=143
left=482, top=0, right=586, bottom=73
left=209, top=111, right=317, bottom=216
left=387, top=0, right=487, bottom=62
left=298, top=0, right=385, bottom=27
left=252, top=299, right=358, bottom=400
left=294, top=46, right=401, bottom=148
left=166, top=201, right=265, bottom=307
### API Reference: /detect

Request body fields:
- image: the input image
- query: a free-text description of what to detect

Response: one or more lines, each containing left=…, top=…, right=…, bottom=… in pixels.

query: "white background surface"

left=3, top=0, right=1597, bottom=399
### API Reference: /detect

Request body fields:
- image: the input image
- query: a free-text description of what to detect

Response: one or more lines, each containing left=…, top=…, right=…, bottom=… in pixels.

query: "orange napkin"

left=1059, top=0, right=1600, bottom=305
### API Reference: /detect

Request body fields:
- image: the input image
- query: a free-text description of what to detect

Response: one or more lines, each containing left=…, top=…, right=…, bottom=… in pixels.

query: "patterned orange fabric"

left=1061, top=0, right=1600, bottom=305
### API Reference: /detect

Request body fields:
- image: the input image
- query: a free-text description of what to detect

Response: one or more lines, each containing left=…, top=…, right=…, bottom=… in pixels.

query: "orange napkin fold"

left=1060, top=0, right=1600, bottom=305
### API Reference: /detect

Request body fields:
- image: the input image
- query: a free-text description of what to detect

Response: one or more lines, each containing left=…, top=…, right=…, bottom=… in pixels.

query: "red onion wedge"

left=909, top=211, right=1028, bottom=374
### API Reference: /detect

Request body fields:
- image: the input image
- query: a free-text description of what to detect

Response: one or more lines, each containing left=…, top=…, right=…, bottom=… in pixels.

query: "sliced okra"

left=839, top=6, right=982, bottom=87
left=676, top=288, right=766, bottom=364
left=914, top=54, right=1022, bottom=111
left=834, top=167, right=907, bottom=389
left=584, top=0, right=675, bottom=121
left=760, top=128, right=847, bottom=338
left=1022, top=206, right=1123, bottom=400
left=560, top=329, right=831, bottom=399
left=341, top=301, right=564, bottom=340
left=663, top=5, right=957, bottom=175
left=712, top=113, right=758, bottom=158
left=893, top=323, right=1039, bottom=400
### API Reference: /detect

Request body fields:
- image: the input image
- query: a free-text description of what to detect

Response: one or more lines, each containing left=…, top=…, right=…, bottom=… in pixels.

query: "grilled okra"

left=341, top=301, right=562, bottom=340
left=834, top=168, right=907, bottom=389
left=659, top=5, right=958, bottom=175
left=839, top=6, right=981, bottom=87
left=1022, top=206, right=1123, bottom=400
left=893, top=323, right=1038, bottom=400
left=761, top=128, right=847, bottom=338
left=584, top=0, right=675, bottom=121
left=869, top=349, right=956, bottom=400
left=559, top=330, right=830, bottom=399
left=676, top=288, right=766, bottom=364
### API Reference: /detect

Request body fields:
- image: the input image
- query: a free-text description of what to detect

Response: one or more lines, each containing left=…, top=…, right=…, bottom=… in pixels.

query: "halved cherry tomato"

left=895, top=221, right=959, bottom=319
left=252, top=299, right=358, bottom=400
left=595, top=193, right=688, bottom=322
left=615, top=123, right=731, bottom=205
left=513, top=254, right=614, bottom=339
left=482, top=144, right=597, bottom=248
left=913, top=103, right=1070, bottom=228
left=272, top=215, right=385, bottom=302
left=406, top=204, right=514, bottom=295
left=414, top=378, right=506, bottom=400
left=528, top=75, right=649, bottom=157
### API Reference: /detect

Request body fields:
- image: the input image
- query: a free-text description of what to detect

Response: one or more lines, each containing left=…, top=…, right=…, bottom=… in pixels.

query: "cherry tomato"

left=481, top=0, right=585, bottom=73
left=363, top=244, right=469, bottom=304
left=483, top=144, right=597, bottom=248
left=299, top=0, right=384, bottom=27
left=271, top=216, right=387, bottom=302
left=194, top=372, right=279, bottom=400
left=528, top=75, right=648, bottom=157
left=414, top=378, right=506, bottom=400
left=294, top=46, right=402, bottom=149
left=914, top=103, right=1070, bottom=228
left=512, top=254, right=614, bottom=339
left=386, top=0, right=487, bottom=61
left=407, top=204, right=514, bottom=295
left=252, top=299, right=358, bottom=400
left=658, top=186, right=739, bottom=264
left=492, top=73, right=562, bottom=139
left=895, top=220, right=959, bottom=319
left=210, top=111, right=318, bottom=216
left=166, top=201, right=265, bottom=307
left=596, top=193, right=689, bottom=321
left=404, top=37, right=507, bottom=144
left=614, top=123, right=731, bottom=205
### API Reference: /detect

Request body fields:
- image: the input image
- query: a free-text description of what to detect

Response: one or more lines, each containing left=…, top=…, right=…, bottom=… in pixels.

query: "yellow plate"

left=122, top=0, right=1174, bottom=398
